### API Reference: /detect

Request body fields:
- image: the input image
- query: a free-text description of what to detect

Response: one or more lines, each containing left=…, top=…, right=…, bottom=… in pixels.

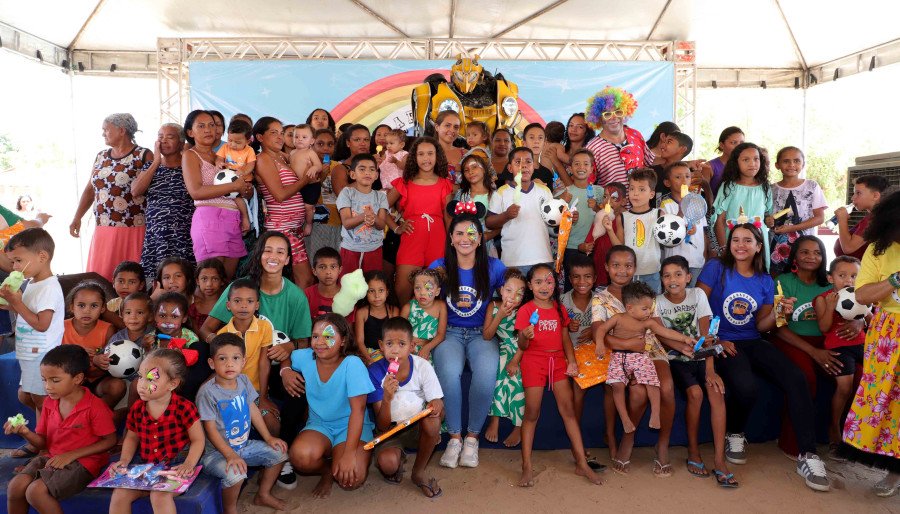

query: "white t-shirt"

left=655, top=288, right=713, bottom=340
left=659, top=196, right=707, bottom=269
left=622, top=209, right=662, bottom=275
left=15, top=275, right=64, bottom=360
left=488, top=182, right=553, bottom=267
left=772, top=180, right=828, bottom=237
left=368, top=355, right=444, bottom=422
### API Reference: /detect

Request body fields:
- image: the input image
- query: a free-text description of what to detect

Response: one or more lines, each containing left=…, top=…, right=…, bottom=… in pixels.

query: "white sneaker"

left=459, top=436, right=480, bottom=468
left=440, top=438, right=463, bottom=468
left=725, top=433, right=747, bottom=465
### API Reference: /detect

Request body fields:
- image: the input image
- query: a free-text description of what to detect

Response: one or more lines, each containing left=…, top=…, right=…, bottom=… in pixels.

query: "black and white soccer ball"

left=214, top=169, right=240, bottom=198
left=653, top=214, right=687, bottom=247
left=105, top=339, right=144, bottom=378
left=836, top=287, right=871, bottom=320
left=540, top=198, right=568, bottom=227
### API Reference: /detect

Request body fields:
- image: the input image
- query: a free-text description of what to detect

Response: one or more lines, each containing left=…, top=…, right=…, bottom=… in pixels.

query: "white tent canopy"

left=2, top=0, right=900, bottom=87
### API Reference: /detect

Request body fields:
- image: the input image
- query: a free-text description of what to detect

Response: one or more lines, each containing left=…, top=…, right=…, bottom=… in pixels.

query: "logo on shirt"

left=538, top=319, right=559, bottom=332
left=448, top=286, right=482, bottom=318
left=722, top=292, right=757, bottom=326
left=792, top=302, right=816, bottom=322
left=663, top=311, right=699, bottom=338
left=218, top=392, right=250, bottom=451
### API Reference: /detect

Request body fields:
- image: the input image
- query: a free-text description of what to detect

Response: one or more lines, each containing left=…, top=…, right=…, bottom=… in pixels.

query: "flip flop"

left=587, top=457, right=607, bottom=472
left=11, top=444, right=37, bottom=459
left=653, top=459, right=673, bottom=478
left=612, top=458, right=630, bottom=475
left=380, top=451, right=407, bottom=485
left=413, top=477, right=443, bottom=499
left=686, top=460, right=710, bottom=478
left=713, top=469, right=739, bottom=488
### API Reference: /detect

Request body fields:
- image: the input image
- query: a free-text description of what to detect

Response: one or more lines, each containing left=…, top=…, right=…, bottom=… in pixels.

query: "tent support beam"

left=646, top=0, right=673, bottom=40
left=491, top=0, right=569, bottom=38
left=348, top=0, right=410, bottom=38
left=67, top=0, right=108, bottom=52
left=773, top=0, right=808, bottom=74
left=0, top=22, right=69, bottom=70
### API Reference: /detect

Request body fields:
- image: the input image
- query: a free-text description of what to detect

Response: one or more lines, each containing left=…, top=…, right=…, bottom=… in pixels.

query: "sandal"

left=874, top=477, right=900, bottom=498
left=653, top=459, right=673, bottom=478
left=413, top=477, right=443, bottom=499
left=686, top=460, right=709, bottom=478
left=612, top=458, right=630, bottom=475
left=380, top=451, right=407, bottom=485
left=587, top=457, right=607, bottom=472
left=713, top=469, right=739, bottom=488
left=11, top=444, right=37, bottom=459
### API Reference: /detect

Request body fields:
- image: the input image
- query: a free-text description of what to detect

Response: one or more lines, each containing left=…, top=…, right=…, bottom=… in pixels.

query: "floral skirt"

left=489, top=336, right=525, bottom=426
left=842, top=308, right=900, bottom=463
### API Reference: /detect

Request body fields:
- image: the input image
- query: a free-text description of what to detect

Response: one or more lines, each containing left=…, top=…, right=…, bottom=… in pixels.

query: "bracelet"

left=889, top=272, right=900, bottom=289
left=279, top=367, right=293, bottom=377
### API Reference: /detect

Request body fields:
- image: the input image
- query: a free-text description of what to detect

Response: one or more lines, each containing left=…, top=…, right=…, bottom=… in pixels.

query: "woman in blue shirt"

left=429, top=213, right=506, bottom=469
left=697, top=222, right=829, bottom=491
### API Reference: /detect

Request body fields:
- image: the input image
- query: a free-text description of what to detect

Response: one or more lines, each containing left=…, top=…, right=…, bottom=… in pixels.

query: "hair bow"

left=167, top=337, right=199, bottom=367
left=454, top=201, right=478, bottom=215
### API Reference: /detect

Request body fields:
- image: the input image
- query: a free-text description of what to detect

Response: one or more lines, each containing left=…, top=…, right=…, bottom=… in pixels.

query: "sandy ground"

left=236, top=443, right=899, bottom=513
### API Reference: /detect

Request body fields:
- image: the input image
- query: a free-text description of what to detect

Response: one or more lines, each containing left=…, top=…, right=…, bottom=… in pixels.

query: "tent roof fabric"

left=2, top=0, right=899, bottom=69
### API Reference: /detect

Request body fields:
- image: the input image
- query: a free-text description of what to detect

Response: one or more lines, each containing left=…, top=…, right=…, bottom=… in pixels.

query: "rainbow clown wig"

left=585, top=86, right=638, bottom=129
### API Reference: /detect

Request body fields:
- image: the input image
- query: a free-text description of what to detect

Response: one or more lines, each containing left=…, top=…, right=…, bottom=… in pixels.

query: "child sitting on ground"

left=0, top=228, right=65, bottom=458
left=367, top=317, right=445, bottom=498
left=198, top=333, right=288, bottom=514
left=4, top=345, right=117, bottom=513
left=214, top=119, right=254, bottom=234
left=62, top=280, right=123, bottom=410
left=595, top=281, right=694, bottom=432
left=814, top=256, right=867, bottom=458
left=103, top=261, right=145, bottom=330
left=379, top=129, right=409, bottom=190
left=216, top=278, right=280, bottom=435
left=109, top=349, right=205, bottom=513
left=337, top=153, right=389, bottom=274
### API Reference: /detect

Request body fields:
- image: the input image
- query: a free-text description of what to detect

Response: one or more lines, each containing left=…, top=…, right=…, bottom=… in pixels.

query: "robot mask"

left=452, top=55, right=482, bottom=94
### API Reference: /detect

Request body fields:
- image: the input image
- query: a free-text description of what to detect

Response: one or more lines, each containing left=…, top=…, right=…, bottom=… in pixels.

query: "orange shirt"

left=63, top=318, right=112, bottom=381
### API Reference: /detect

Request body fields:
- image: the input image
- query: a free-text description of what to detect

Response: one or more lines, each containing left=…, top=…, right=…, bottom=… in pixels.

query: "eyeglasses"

left=601, top=110, right=626, bottom=120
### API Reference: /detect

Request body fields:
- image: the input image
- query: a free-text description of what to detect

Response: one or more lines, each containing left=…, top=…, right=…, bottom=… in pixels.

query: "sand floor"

left=236, top=443, right=899, bottom=513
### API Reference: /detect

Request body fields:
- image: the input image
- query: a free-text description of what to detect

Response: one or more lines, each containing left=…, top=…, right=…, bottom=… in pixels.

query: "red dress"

left=392, top=177, right=453, bottom=267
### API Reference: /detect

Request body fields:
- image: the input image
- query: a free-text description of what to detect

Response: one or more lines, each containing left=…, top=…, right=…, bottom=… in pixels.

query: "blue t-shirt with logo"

left=429, top=257, right=506, bottom=328
left=697, top=258, right=774, bottom=341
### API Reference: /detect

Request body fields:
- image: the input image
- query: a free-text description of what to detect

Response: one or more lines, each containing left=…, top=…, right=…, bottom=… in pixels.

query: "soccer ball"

left=214, top=169, right=240, bottom=198
left=540, top=198, right=568, bottom=227
left=273, top=330, right=290, bottom=346
left=105, top=339, right=144, bottom=378
left=836, top=287, right=871, bottom=320
left=653, top=214, right=687, bottom=247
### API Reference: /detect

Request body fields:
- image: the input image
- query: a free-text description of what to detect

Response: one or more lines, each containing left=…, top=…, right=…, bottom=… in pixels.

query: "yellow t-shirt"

left=217, top=316, right=274, bottom=391
left=857, top=243, right=900, bottom=314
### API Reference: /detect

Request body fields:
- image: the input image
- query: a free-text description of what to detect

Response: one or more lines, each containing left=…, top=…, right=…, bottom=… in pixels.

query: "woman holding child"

left=70, top=113, right=151, bottom=282
left=697, top=222, right=829, bottom=491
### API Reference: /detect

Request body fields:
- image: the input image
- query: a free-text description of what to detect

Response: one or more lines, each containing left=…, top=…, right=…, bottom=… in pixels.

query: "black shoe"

left=276, top=462, right=298, bottom=490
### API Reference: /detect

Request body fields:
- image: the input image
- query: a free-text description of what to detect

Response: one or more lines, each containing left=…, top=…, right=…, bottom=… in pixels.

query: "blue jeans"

left=201, top=440, right=287, bottom=487
left=636, top=272, right=661, bottom=294
left=688, top=267, right=702, bottom=287
left=433, top=326, right=500, bottom=435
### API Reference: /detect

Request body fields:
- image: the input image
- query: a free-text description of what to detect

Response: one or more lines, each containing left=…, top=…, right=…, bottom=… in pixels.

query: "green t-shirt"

left=0, top=204, right=22, bottom=227
left=777, top=272, right=830, bottom=337
left=565, top=185, right=594, bottom=250
left=210, top=277, right=311, bottom=341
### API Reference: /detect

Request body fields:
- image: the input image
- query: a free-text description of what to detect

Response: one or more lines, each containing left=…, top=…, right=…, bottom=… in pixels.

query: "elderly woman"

left=70, top=113, right=151, bottom=281
left=584, top=87, right=653, bottom=187
left=133, top=123, right=195, bottom=284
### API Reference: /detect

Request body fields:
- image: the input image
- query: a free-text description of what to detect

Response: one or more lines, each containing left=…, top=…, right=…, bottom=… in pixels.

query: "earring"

left=791, top=262, right=799, bottom=273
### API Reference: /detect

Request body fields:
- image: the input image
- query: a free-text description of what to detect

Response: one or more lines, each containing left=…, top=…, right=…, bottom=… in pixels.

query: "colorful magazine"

left=89, top=462, right=202, bottom=494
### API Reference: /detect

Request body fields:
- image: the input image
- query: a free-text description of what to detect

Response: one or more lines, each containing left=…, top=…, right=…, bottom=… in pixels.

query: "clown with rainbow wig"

left=584, top=86, right=654, bottom=187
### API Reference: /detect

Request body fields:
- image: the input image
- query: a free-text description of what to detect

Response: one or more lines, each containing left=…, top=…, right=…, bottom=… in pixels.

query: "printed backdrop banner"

left=190, top=60, right=674, bottom=136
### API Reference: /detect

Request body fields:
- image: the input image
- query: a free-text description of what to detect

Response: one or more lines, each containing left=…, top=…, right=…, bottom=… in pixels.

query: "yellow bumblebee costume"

left=412, top=55, right=522, bottom=137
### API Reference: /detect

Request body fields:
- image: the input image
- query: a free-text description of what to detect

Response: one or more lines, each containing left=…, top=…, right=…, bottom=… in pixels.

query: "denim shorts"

left=200, top=440, right=287, bottom=488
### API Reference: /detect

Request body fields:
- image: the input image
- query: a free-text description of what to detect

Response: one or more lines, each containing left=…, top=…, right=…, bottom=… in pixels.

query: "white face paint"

left=171, top=307, right=181, bottom=317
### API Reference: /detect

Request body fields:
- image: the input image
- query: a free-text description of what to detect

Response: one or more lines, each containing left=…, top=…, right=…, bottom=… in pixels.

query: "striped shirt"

left=259, top=159, right=306, bottom=228
left=584, top=126, right=654, bottom=187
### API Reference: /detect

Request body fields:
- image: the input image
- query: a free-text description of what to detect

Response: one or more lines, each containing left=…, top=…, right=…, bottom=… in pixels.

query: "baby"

left=379, top=129, right=409, bottom=190
left=595, top=281, right=693, bottom=432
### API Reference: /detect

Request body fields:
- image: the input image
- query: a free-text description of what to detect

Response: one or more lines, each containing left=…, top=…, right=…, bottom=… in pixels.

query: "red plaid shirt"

left=126, top=393, right=199, bottom=463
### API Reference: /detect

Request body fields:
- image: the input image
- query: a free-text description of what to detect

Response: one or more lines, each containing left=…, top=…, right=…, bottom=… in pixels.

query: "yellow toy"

left=412, top=55, right=522, bottom=137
